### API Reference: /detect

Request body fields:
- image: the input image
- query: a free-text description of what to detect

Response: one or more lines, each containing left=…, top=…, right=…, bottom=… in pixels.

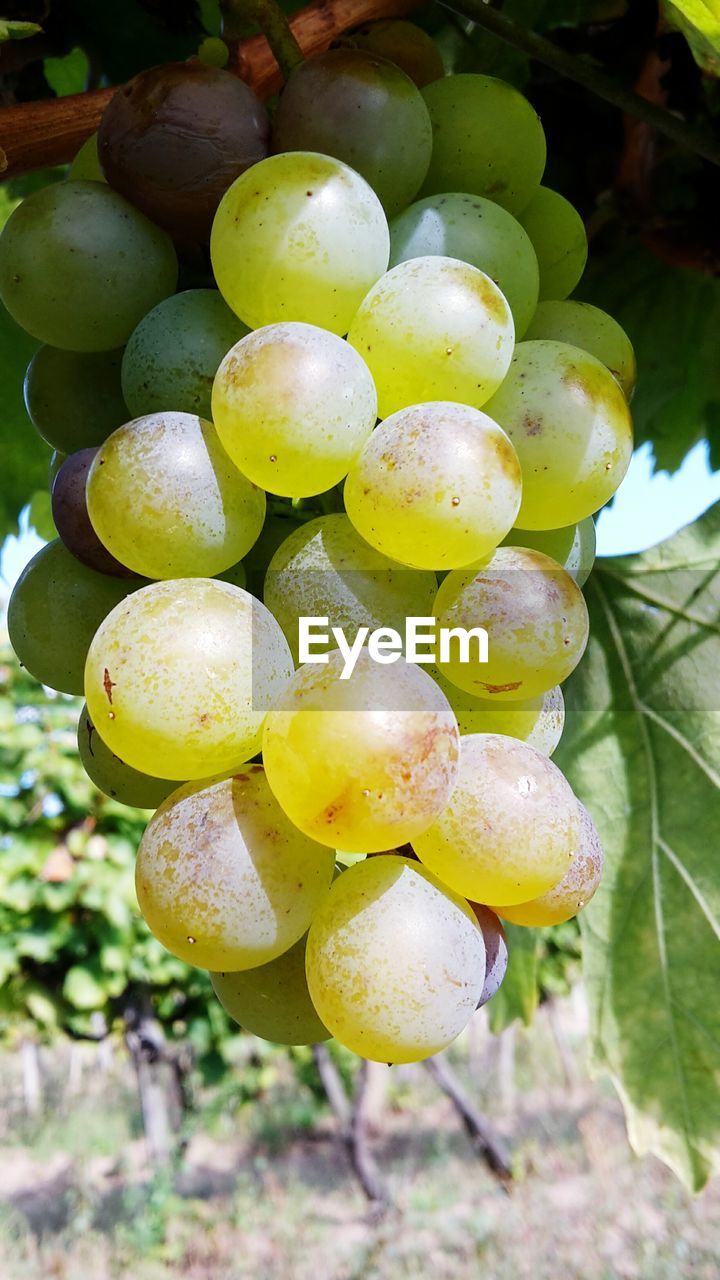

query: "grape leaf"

left=557, top=503, right=720, bottom=1191
left=660, top=0, right=720, bottom=75
left=44, top=47, right=90, bottom=97
left=487, top=925, right=538, bottom=1032
left=0, top=21, right=42, bottom=42
left=580, top=242, right=720, bottom=474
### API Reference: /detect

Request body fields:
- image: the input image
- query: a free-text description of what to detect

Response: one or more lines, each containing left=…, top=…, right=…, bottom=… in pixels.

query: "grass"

left=0, top=1000, right=718, bottom=1279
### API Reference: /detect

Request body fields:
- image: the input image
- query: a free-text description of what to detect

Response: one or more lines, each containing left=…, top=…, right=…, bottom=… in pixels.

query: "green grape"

left=390, top=193, right=539, bottom=336
left=0, top=181, right=177, bottom=351
left=493, top=800, right=603, bottom=926
left=86, top=411, right=266, bottom=579
left=24, top=346, right=129, bottom=453
left=420, top=75, right=546, bottom=214
left=434, top=546, right=589, bottom=701
left=68, top=133, right=104, bottom=182
left=344, top=401, right=521, bottom=570
left=469, top=904, right=508, bottom=1007
left=344, top=20, right=445, bottom=88
left=211, top=323, right=377, bottom=496
left=484, top=341, right=633, bottom=530
left=347, top=256, right=514, bottom=418
left=305, top=854, right=485, bottom=1063
left=431, top=667, right=564, bottom=757
left=273, top=50, right=432, bottom=219
left=524, top=299, right=636, bottom=399
left=136, top=768, right=335, bottom=969
left=85, top=578, right=293, bottom=780
left=122, top=290, right=249, bottom=420
left=519, top=188, right=587, bottom=300
left=413, top=733, right=580, bottom=904
left=210, top=152, right=389, bottom=335
left=49, top=450, right=67, bottom=488
left=263, top=514, right=437, bottom=662
left=211, top=933, right=329, bottom=1044
left=8, top=540, right=141, bottom=696
left=263, top=650, right=459, bottom=852
left=503, top=517, right=597, bottom=587
left=77, top=705, right=179, bottom=809
left=198, top=37, right=230, bottom=69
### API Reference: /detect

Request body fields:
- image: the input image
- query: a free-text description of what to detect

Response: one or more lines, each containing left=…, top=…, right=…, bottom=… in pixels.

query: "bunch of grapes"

left=1, top=25, right=633, bottom=1064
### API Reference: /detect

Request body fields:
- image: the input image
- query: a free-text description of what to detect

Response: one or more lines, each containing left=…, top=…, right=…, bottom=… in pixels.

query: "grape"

left=86, top=411, right=266, bottom=580
left=211, top=152, right=390, bottom=335
left=485, top=341, right=633, bottom=530
left=347, top=256, right=514, bottom=418
left=273, top=49, right=432, bottom=218
left=503, top=517, right=597, bottom=587
left=0, top=181, right=177, bottom=351
left=264, top=514, right=437, bottom=662
left=343, top=20, right=445, bottom=88
left=122, top=290, right=249, bottom=420
left=198, top=37, right=230, bottom=70
left=263, top=650, right=459, bottom=852
left=431, top=668, right=565, bottom=756
left=470, top=904, right=508, bottom=1007
left=8, top=540, right=141, bottom=695
left=211, top=323, right=377, bottom=496
left=211, top=933, right=329, bottom=1045
left=390, top=193, right=539, bottom=336
left=493, top=801, right=603, bottom=926
left=420, top=75, right=546, bottom=214
left=241, top=513, right=299, bottom=598
left=524, top=300, right=637, bottom=399
left=68, top=133, right=104, bottom=182
left=52, top=448, right=133, bottom=577
left=77, top=705, right=179, bottom=809
left=305, top=854, right=485, bottom=1062
left=413, top=733, right=580, bottom=904
left=519, top=188, right=587, bottom=300
left=136, top=768, right=334, bottom=969
left=85, top=578, right=293, bottom=780
left=24, top=345, right=129, bottom=453
left=434, top=547, right=589, bottom=701
left=98, top=61, right=270, bottom=242
left=344, top=402, right=521, bottom=570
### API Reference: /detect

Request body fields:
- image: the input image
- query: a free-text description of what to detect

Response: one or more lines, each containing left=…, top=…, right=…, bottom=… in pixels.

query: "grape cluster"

left=1, top=26, right=635, bottom=1063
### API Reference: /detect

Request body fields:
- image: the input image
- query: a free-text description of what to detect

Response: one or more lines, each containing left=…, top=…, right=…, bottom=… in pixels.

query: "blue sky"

left=1, top=439, right=719, bottom=593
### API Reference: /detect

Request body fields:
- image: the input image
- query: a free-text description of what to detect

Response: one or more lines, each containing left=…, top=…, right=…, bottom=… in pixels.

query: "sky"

left=1, top=439, right=719, bottom=594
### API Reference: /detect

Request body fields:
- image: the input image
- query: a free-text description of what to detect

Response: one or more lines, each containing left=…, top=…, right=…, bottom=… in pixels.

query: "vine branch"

left=441, top=0, right=720, bottom=169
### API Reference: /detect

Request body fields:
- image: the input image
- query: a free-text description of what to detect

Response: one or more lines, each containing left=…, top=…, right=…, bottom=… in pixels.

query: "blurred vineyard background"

left=0, top=629, right=717, bottom=1279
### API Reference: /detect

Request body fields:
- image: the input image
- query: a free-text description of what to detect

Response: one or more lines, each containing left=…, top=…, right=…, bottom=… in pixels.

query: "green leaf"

left=557, top=503, right=720, bottom=1191
left=487, top=925, right=538, bottom=1031
left=660, top=0, right=720, bottom=75
left=580, top=242, right=720, bottom=473
left=0, top=20, right=42, bottom=42
left=0, top=304, right=49, bottom=541
left=63, top=964, right=108, bottom=1010
left=44, top=47, right=90, bottom=97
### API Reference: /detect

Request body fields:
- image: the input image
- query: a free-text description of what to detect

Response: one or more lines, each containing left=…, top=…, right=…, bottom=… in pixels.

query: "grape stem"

left=223, top=0, right=304, bottom=80
left=441, top=0, right=720, bottom=169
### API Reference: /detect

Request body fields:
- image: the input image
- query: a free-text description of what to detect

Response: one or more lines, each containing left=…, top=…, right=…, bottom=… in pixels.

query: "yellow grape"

left=262, top=650, right=460, bottom=852
left=413, top=733, right=580, bottom=904
left=211, top=933, right=329, bottom=1045
left=136, top=767, right=335, bottom=969
left=484, top=340, right=633, bottom=530
left=263, top=514, right=437, bottom=664
left=305, top=854, right=485, bottom=1062
left=86, top=411, right=266, bottom=579
left=493, top=800, right=603, bottom=926
left=347, top=255, right=514, bottom=418
left=431, top=667, right=564, bottom=756
left=343, top=402, right=521, bottom=570
left=85, top=578, right=293, bottom=779
left=210, top=151, right=390, bottom=335
left=211, top=323, right=377, bottom=497
left=434, top=546, right=589, bottom=701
